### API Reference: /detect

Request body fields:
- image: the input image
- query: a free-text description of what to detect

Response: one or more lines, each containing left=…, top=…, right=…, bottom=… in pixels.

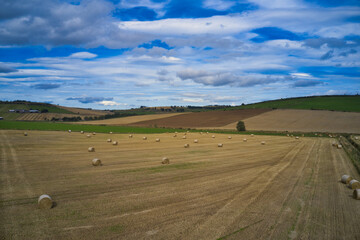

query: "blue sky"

left=0, top=0, right=359, bottom=109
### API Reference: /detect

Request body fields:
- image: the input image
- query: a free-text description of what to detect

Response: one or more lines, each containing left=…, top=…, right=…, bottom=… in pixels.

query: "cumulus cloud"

left=31, top=83, right=61, bottom=89
left=292, top=80, right=323, bottom=87
left=66, top=96, right=113, bottom=104
left=320, top=50, right=334, bottom=60
left=177, top=69, right=283, bottom=87
left=69, top=52, right=97, bottom=59
left=0, top=64, right=18, bottom=73
left=98, top=100, right=124, bottom=106
left=0, top=0, right=152, bottom=48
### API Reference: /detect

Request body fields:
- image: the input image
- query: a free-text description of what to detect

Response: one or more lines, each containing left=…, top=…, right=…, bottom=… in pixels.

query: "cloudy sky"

left=0, top=0, right=359, bottom=109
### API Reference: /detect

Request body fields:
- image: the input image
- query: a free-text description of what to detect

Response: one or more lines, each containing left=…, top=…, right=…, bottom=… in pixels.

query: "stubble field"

left=1, top=130, right=359, bottom=239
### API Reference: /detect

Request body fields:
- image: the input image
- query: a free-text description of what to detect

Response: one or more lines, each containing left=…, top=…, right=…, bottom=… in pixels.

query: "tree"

left=236, top=121, right=246, bottom=131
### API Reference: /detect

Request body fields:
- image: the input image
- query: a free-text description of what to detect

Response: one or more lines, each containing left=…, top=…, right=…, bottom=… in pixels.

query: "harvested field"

left=1, top=130, right=360, bottom=239
left=129, top=109, right=271, bottom=128
left=75, top=112, right=188, bottom=125
left=16, top=113, right=85, bottom=121
left=218, top=109, right=360, bottom=133
left=58, top=106, right=111, bottom=116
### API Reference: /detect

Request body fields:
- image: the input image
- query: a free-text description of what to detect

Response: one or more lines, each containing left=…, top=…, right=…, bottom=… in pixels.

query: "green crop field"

left=228, top=95, right=360, bottom=112
left=0, top=120, right=324, bottom=137
left=0, top=120, right=186, bottom=134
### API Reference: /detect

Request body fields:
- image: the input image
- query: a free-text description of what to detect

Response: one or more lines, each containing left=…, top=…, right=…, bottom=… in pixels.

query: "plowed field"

left=130, top=109, right=271, bottom=128
left=1, top=130, right=359, bottom=239
left=243, top=109, right=360, bottom=134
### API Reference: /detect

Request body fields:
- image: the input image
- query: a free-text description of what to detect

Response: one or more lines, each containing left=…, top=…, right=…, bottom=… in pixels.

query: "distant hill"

left=229, top=95, right=360, bottom=112
left=0, top=100, right=110, bottom=121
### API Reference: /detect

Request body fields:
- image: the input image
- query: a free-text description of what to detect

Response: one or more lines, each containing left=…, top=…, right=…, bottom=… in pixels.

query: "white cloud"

left=70, top=52, right=97, bottom=59
left=98, top=100, right=124, bottom=106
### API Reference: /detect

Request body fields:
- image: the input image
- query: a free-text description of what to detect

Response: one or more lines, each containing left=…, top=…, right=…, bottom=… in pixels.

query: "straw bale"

left=107, top=139, right=112, bottom=142
left=337, top=144, right=342, bottom=149
left=162, top=157, right=170, bottom=164
left=109, top=132, right=113, bottom=134
left=243, top=138, right=247, bottom=142
left=341, top=175, right=353, bottom=184
left=88, top=147, right=95, bottom=152
left=81, top=131, right=84, bottom=134
left=184, top=144, right=190, bottom=148
left=228, top=136, right=232, bottom=139
left=218, top=143, right=223, bottom=147
left=349, top=179, right=360, bottom=189
left=112, top=141, right=118, bottom=145
left=295, top=136, right=299, bottom=139
left=182, top=136, right=186, bottom=139
left=92, top=132, right=96, bottom=135
left=143, top=137, right=147, bottom=140
left=194, top=139, right=198, bottom=143
left=129, top=134, right=133, bottom=138
left=212, top=135, right=215, bottom=138
left=353, top=189, right=360, bottom=200
left=92, top=158, right=102, bottom=166
left=156, top=138, right=160, bottom=142
left=261, top=141, right=266, bottom=145
left=38, top=194, right=53, bottom=209
left=24, top=132, right=28, bottom=136
left=86, top=134, right=91, bottom=138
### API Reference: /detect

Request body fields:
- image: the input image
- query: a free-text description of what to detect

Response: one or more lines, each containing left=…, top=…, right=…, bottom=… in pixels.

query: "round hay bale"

left=337, top=144, right=342, bottom=149
left=212, top=135, right=215, bottom=138
left=261, top=141, right=266, bottom=145
left=251, top=134, right=254, bottom=137
left=162, top=157, right=170, bottom=164
left=173, top=134, right=177, bottom=137
left=353, top=189, right=360, bottom=200
left=38, top=194, right=53, bottom=209
left=88, top=147, right=95, bottom=152
left=24, top=132, right=28, bottom=136
left=182, top=136, right=186, bottom=139
left=243, top=138, right=247, bottom=142
left=81, top=131, right=84, bottom=134
left=218, top=143, right=223, bottom=147
left=341, top=175, right=353, bottom=184
left=206, top=132, right=209, bottom=134
left=143, top=136, right=147, bottom=140
left=332, top=142, right=337, bottom=147
left=295, top=136, right=299, bottom=139
left=86, top=134, right=91, bottom=138
left=129, top=134, right=133, bottom=138
left=68, top=130, right=71, bottom=133
left=187, top=131, right=189, bottom=133
left=228, top=136, right=232, bottom=139
left=355, top=136, right=358, bottom=140
left=92, top=158, right=102, bottom=166
left=110, top=132, right=113, bottom=134
left=156, top=138, right=160, bottom=142
left=348, top=179, right=360, bottom=189
left=107, top=138, right=112, bottom=142
left=92, top=132, right=96, bottom=135
left=184, top=144, right=190, bottom=148
left=112, top=141, right=118, bottom=145
left=194, top=139, right=198, bottom=143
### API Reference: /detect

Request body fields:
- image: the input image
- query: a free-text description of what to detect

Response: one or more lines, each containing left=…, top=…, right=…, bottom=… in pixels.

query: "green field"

left=228, top=95, right=360, bottom=112
left=0, top=101, right=73, bottom=120
left=0, top=120, right=324, bottom=137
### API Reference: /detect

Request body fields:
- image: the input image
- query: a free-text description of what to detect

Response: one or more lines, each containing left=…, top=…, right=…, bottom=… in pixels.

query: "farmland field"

left=242, top=109, right=360, bottom=134
left=1, top=130, right=359, bottom=239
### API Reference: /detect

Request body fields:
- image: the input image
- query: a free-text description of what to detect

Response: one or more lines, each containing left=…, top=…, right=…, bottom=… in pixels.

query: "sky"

left=0, top=0, right=359, bottom=109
